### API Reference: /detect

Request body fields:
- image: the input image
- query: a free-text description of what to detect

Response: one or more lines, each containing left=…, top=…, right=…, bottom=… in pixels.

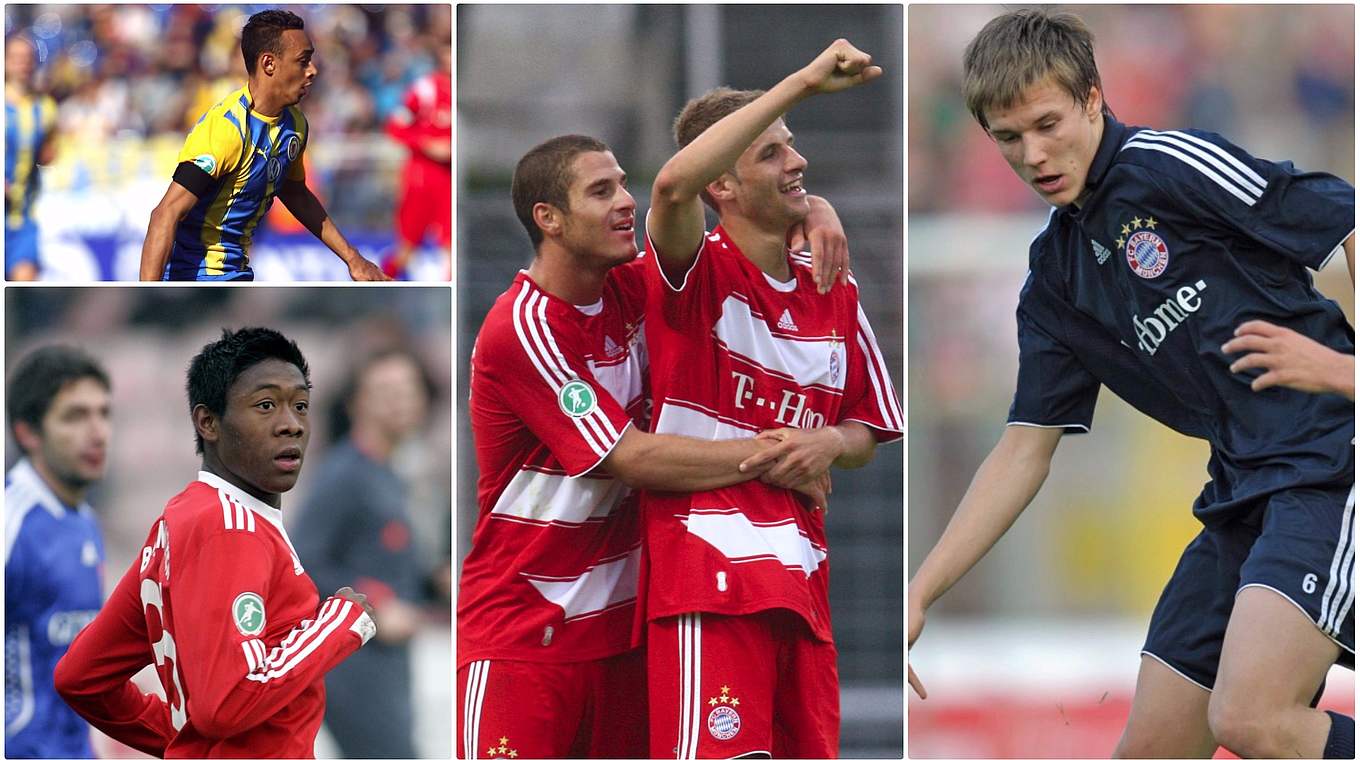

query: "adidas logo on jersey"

left=776, top=309, right=798, bottom=332
left=1091, top=239, right=1112, bottom=265
left=603, top=335, right=623, bottom=358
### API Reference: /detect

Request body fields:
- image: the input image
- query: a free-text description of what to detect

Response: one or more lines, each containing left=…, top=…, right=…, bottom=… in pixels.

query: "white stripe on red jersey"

left=461, top=262, right=651, bottom=667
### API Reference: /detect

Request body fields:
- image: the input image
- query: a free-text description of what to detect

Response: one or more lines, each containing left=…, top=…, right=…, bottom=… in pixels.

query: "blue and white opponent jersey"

left=4, top=459, right=104, bottom=758
left=1010, top=115, right=1354, bottom=525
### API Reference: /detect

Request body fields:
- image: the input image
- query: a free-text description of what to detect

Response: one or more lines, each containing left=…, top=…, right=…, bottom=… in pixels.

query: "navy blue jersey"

left=1009, top=115, right=1355, bottom=524
left=4, top=459, right=104, bottom=757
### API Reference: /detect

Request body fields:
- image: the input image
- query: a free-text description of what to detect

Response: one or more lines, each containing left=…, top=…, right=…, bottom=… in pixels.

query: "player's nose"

left=786, top=147, right=808, bottom=174
left=1021, top=133, right=1047, bottom=167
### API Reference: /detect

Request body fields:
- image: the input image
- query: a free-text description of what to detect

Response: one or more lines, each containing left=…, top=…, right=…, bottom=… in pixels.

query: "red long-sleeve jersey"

left=55, top=472, right=375, bottom=758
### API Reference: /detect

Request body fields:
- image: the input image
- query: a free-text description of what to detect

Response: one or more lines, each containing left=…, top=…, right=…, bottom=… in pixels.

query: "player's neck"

left=527, top=247, right=608, bottom=305
left=245, top=80, right=285, bottom=118
left=719, top=215, right=792, bottom=282
left=5, top=81, right=30, bottom=101
left=29, top=457, right=85, bottom=508
left=201, top=453, right=282, bottom=508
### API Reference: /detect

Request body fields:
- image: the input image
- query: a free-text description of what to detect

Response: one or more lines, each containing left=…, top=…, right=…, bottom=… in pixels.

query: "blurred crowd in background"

left=4, top=4, right=452, bottom=279
left=6, top=4, right=450, bottom=141
left=6, top=288, right=453, bottom=758
left=908, top=6, right=1354, bottom=757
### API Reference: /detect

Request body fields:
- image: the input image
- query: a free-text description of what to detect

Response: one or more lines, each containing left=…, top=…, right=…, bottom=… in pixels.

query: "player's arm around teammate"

left=275, top=178, right=387, bottom=281
left=907, top=424, right=1064, bottom=698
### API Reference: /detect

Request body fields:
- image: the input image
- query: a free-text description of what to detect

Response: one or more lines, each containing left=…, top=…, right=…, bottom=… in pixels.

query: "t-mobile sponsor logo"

left=732, top=371, right=826, bottom=428
left=1132, top=279, right=1207, bottom=356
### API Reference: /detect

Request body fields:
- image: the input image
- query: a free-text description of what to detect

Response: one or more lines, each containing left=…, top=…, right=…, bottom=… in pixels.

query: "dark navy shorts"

left=1143, top=483, right=1355, bottom=690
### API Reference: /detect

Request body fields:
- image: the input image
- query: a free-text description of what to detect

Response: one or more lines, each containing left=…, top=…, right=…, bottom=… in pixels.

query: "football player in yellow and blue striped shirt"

left=139, top=10, right=386, bottom=281
left=5, top=35, right=58, bottom=281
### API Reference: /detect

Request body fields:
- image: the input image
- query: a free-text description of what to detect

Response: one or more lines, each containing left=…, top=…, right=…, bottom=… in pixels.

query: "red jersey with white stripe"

left=55, top=472, right=375, bottom=758
left=460, top=262, right=650, bottom=668
left=641, top=226, right=903, bottom=642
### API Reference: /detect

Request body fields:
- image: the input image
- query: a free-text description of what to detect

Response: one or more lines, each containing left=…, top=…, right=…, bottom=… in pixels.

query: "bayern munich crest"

left=706, top=685, right=742, bottom=740
left=1116, top=215, right=1169, bottom=279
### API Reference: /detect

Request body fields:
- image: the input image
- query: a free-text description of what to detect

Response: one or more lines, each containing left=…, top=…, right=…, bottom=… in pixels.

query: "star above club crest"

left=1145, top=216, right=1159, bottom=229
left=1132, top=217, right=1144, bottom=229
left=1121, top=223, right=1131, bottom=235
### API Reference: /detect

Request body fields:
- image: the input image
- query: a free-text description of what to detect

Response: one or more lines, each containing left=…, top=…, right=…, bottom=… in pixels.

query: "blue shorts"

left=1143, top=483, right=1355, bottom=690
left=6, top=221, right=40, bottom=276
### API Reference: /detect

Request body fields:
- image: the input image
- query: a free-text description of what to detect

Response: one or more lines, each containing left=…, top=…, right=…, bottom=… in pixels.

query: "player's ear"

left=533, top=202, right=564, bottom=239
left=708, top=175, right=736, bottom=203
left=192, top=404, right=221, bottom=446
left=261, top=52, right=275, bottom=77
left=1085, top=85, right=1103, bottom=120
left=12, top=419, right=42, bottom=458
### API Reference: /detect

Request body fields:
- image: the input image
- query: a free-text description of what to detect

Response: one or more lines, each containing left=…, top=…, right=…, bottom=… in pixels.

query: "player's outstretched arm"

left=1223, top=320, right=1355, bottom=399
left=649, top=39, right=881, bottom=279
left=276, top=179, right=390, bottom=281
left=790, top=195, right=851, bottom=293
left=140, top=181, right=200, bottom=280
left=597, top=427, right=825, bottom=502
left=907, top=424, right=1063, bottom=697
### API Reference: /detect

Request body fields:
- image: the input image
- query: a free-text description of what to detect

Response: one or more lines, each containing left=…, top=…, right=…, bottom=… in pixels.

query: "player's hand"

left=1222, top=320, right=1354, bottom=397
left=334, top=586, right=377, bottom=620
left=797, top=39, right=882, bottom=96
left=785, top=470, right=833, bottom=512
left=740, top=426, right=846, bottom=485
left=790, top=196, right=850, bottom=294
left=908, top=597, right=928, bottom=699
left=348, top=256, right=392, bottom=281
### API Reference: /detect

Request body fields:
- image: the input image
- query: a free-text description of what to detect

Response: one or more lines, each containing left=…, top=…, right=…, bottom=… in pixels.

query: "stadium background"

left=4, top=3, right=450, bottom=281
left=908, top=5, right=1355, bottom=758
left=455, top=5, right=905, bottom=756
left=5, top=287, right=453, bottom=758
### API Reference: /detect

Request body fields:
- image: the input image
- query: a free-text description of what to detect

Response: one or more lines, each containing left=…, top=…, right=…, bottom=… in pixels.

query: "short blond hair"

left=963, top=8, right=1106, bottom=130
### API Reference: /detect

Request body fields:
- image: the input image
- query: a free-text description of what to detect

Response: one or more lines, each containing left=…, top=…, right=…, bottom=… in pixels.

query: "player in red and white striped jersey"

left=55, top=328, right=376, bottom=758
left=643, top=40, right=902, bottom=758
left=459, top=135, right=851, bottom=759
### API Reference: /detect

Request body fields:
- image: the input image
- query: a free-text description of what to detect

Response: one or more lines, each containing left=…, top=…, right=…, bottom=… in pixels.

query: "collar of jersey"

left=7, top=458, right=83, bottom=518
left=197, top=470, right=285, bottom=529
left=1069, top=113, right=1134, bottom=214
left=711, top=225, right=799, bottom=292
left=237, top=84, right=284, bottom=124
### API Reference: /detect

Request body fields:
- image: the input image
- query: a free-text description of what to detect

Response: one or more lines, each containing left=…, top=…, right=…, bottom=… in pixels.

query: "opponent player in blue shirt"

left=908, top=9, right=1354, bottom=759
left=138, top=10, right=386, bottom=281
left=5, top=347, right=111, bottom=757
left=5, top=35, right=58, bottom=282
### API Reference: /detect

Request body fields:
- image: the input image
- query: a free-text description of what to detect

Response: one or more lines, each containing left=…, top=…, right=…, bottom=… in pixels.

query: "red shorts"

left=457, top=649, right=646, bottom=759
left=396, top=160, right=452, bottom=247
left=648, top=610, right=839, bottom=759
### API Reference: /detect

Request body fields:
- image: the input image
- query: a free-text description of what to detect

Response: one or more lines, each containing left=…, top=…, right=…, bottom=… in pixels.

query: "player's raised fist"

left=798, top=39, right=882, bottom=94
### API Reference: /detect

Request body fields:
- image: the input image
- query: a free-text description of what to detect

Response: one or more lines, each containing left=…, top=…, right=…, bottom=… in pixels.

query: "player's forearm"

left=603, top=431, right=763, bottom=491
left=55, top=619, right=172, bottom=755
left=282, top=185, right=362, bottom=265
left=831, top=421, right=877, bottom=469
left=191, top=596, right=374, bottom=739
left=909, top=427, right=1059, bottom=611
left=653, top=76, right=811, bottom=206
left=139, top=209, right=178, bottom=280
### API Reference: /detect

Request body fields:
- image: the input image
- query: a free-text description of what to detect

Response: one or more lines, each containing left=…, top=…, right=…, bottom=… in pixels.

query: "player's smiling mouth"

left=779, top=176, right=805, bottom=196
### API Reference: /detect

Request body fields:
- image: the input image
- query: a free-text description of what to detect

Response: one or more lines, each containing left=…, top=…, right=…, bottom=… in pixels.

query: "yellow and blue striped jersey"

left=167, top=84, right=309, bottom=280
left=4, top=93, right=57, bottom=231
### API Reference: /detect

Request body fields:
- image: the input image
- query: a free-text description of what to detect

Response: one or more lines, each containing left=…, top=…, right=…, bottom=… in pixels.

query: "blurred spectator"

left=291, top=350, right=439, bottom=759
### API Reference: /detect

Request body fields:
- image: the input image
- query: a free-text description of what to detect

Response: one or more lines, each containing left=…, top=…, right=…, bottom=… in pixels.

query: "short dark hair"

left=511, top=134, right=611, bottom=248
left=963, top=8, right=1108, bottom=131
left=186, top=327, right=310, bottom=454
left=673, top=87, right=763, bottom=208
left=241, top=9, right=305, bottom=77
left=7, top=346, right=110, bottom=446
